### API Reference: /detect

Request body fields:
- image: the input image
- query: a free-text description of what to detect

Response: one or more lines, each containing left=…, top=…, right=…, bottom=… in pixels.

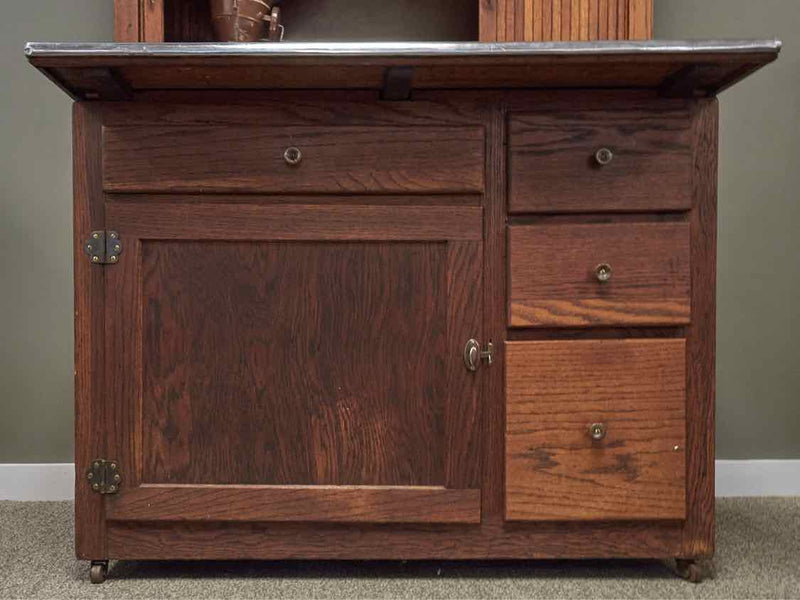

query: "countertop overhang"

left=25, top=40, right=781, bottom=101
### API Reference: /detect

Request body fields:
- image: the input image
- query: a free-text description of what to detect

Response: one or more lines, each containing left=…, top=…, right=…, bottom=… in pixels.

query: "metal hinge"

left=84, top=231, right=121, bottom=264
left=86, top=459, right=122, bottom=494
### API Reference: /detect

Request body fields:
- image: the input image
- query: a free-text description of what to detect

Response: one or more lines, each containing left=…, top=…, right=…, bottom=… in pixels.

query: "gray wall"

left=0, top=1, right=797, bottom=463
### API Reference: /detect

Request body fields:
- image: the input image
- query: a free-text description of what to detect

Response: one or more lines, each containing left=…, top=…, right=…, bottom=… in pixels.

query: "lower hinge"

left=84, top=231, right=121, bottom=264
left=87, top=459, right=122, bottom=494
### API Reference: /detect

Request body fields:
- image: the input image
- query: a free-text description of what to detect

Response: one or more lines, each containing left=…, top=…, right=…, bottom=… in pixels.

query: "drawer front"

left=508, top=106, right=692, bottom=213
left=505, top=339, right=687, bottom=521
left=103, top=125, right=485, bottom=194
left=508, top=222, right=691, bottom=328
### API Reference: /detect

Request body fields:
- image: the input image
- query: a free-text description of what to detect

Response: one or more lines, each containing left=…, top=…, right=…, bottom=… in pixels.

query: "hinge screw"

left=87, top=472, right=93, bottom=480
left=91, top=256, right=100, bottom=263
left=109, top=256, right=117, bottom=263
left=109, top=232, right=117, bottom=239
left=114, top=245, right=121, bottom=252
left=92, top=233, right=100, bottom=239
left=92, top=483, right=100, bottom=491
left=108, top=485, right=116, bottom=493
left=86, top=244, right=93, bottom=251
left=110, top=463, right=117, bottom=470
left=114, top=474, right=121, bottom=482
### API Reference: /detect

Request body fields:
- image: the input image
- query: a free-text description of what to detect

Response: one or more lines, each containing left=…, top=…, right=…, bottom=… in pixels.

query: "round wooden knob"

left=283, top=146, right=302, bottom=166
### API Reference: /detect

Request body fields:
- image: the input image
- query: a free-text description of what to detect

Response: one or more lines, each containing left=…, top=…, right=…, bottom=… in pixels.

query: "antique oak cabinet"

left=26, top=40, right=779, bottom=583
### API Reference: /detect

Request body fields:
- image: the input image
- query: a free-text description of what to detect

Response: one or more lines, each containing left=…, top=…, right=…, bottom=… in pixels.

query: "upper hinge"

left=84, top=230, right=121, bottom=264
left=86, top=459, right=121, bottom=494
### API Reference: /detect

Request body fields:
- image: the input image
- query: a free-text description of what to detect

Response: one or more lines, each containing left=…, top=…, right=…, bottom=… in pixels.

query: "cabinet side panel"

left=114, top=0, right=140, bottom=41
left=73, top=103, right=106, bottom=559
left=682, top=98, right=718, bottom=558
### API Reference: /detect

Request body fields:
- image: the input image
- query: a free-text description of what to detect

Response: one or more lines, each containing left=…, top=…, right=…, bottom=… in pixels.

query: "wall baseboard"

left=1, top=461, right=799, bottom=501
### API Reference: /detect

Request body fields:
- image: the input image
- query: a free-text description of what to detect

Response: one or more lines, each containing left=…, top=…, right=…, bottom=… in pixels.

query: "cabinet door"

left=97, top=203, right=483, bottom=526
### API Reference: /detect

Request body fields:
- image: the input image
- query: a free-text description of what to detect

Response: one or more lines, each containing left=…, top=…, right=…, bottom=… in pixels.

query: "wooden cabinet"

left=27, top=40, right=780, bottom=583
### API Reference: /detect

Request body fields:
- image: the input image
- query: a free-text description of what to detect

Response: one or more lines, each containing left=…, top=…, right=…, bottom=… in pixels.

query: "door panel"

left=104, top=202, right=483, bottom=523
left=141, top=240, right=447, bottom=486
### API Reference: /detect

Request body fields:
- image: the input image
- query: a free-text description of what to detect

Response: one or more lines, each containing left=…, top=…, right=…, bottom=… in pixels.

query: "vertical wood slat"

left=561, top=0, right=572, bottom=41
left=524, top=0, right=534, bottom=40
left=479, top=0, right=497, bottom=42
left=598, top=0, right=608, bottom=39
left=542, top=0, right=552, bottom=41
left=589, top=0, right=599, bottom=40
left=114, top=0, right=139, bottom=41
left=579, top=0, right=589, bottom=40
left=515, top=0, right=525, bottom=41
left=551, top=0, right=561, bottom=41
left=142, top=0, right=165, bottom=42
left=608, top=0, right=618, bottom=40
left=627, top=0, right=652, bottom=40
left=497, top=0, right=507, bottom=41
left=533, top=0, right=543, bottom=41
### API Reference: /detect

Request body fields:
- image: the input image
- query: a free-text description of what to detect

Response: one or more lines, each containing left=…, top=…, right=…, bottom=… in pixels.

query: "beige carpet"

left=1, top=498, right=798, bottom=599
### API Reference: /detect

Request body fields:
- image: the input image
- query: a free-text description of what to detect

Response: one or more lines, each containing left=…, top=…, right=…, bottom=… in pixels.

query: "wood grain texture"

left=163, top=0, right=214, bottom=41
left=509, top=222, right=692, bottom=328
left=142, top=0, right=165, bottom=42
left=72, top=104, right=106, bottom=560
left=508, top=104, right=693, bottom=213
left=106, top=203, right=482, bottom=241
left=486, top=0, right=652, bottom=41
left=114, top=0, right=139, bottom=41
left=102, top=125, right=484, bottom=194
left=445, top=242, right=484, bottom=490
left=480, top=0, right=498, bottom=42
left=482, top=101, right=507, bottom=525
left=682, top=99, right=718, bottom=559
left=138, top=241, right=448, bottom=487
left=107, top=486, right=481, bottom=523
left=505, top=339, right=687, bottom=521
left=107, top=519, right=683, bottom=559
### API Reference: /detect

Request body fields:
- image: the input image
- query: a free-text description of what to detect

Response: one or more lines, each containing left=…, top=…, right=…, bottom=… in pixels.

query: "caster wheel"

left=675, top=559, right=704, bottom=583
left=90, top=561, right=108, bottom=584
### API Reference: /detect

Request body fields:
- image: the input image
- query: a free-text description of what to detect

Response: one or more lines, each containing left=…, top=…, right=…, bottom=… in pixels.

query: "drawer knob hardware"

left=589, top=423, right=607, bottom=441
left=595, top=263, right=613, bottom=283
left=464, top=338, right=494, bottom=372
left=283, top=146, right=302, bottom=166
left=594, top=147, right=614, bottom=166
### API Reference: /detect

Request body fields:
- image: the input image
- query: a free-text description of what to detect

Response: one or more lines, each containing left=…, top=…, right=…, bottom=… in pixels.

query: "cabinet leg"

left=674, top=558, right=711, bottom=583
left=89, top=560, right=109, bottom=584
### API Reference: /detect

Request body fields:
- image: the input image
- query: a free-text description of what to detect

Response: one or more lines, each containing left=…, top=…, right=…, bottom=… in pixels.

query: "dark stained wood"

left=28, top=48, right=781, bottom=101
left=508, top=104, right=693, bottom=213
left=445, top=242, right=484, bottom=489
left=72, top=104, right=106, bottom=561
left=681, top=99, right=718, bottom=559
left=482, top=102, right=507, bottom=525
left=508, top=222, right=692, bottom=327
left=106, top=203, right=483, bottom=241
left=106, top=520, right=683, bottom=559
left=60, top=86, right=738, bottom=566
left=505, top=339, right=686, bottom=521
left=102, top=125, right=485, bottom=194
left=164, top=0, right=214, bottom=42
left=107, top=486, right=481, bottom=523
left=138, top=241, right=447, bottom=486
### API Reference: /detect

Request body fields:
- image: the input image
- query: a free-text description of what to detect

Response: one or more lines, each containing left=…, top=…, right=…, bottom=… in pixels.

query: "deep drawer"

left=102, top=125, right=485, bottom=195
left=505, top=339, right=687, bottom=522
left=508, top=105, right=692, bottom=213
left=508, top=222, right=691, bottom=328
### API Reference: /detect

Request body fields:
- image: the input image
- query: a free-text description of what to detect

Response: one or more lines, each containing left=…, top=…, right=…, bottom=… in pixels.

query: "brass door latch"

left=464, top=339, right=494, bottom=372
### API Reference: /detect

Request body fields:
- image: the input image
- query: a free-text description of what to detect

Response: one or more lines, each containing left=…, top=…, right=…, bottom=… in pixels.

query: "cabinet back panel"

left=140, top=240, right=447, bottom=486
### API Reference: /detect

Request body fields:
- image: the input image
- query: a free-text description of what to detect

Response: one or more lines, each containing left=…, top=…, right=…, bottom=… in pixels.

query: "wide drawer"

left=102, top=125, right=485, bottom=194
left=508, top=105, right=692, bottom=213
left=508, top=222, right=691, bottom=328
left=505, top=339, right=687, bottom=521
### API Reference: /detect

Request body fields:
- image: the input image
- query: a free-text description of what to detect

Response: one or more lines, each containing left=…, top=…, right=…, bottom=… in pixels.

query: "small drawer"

left=508, top=222, right=691, bottom=328
left=505, top=339, right=686, bottom=521
left=508, top=106, right=692, bottom=213
left=102, top=125, right=485, bottom=195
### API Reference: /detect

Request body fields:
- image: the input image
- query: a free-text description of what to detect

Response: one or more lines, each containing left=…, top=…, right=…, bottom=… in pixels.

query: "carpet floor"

left=1, top=498, right=798, bottom=599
